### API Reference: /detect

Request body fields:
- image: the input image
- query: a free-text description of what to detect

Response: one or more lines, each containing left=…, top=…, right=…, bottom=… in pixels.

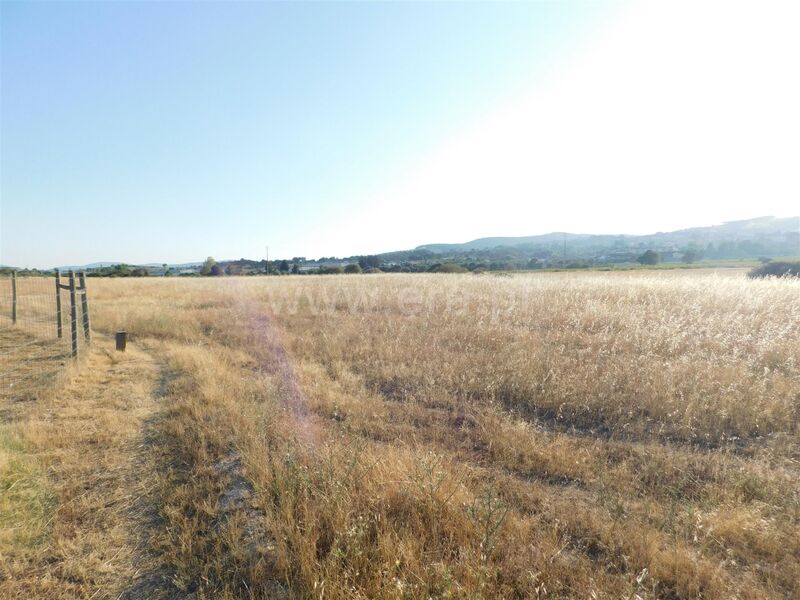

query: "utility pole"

left=265, top=245, right=270, bottom=275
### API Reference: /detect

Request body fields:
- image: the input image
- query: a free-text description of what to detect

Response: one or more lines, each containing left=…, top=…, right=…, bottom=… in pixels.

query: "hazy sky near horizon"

left=2, top=1, right=798, bottom=268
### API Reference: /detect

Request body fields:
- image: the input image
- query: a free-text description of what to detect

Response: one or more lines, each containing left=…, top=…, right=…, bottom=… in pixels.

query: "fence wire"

left=0, top=274, right=90, bottom=401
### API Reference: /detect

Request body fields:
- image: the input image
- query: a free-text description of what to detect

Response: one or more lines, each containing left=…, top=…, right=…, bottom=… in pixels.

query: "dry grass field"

left=2, top=270, right=799, bottom=598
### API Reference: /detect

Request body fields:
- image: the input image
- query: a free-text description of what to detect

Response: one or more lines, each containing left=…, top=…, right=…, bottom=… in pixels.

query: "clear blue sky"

left=3, top=1, right=798, bottom=268
left=1, top=1, right=607, bottom=267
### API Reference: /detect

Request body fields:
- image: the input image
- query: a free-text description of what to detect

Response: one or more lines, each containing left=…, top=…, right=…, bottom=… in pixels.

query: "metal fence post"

left=55, top=270, right=63, bottom=338
left=68, top=271, right=78, bottom=358
left=78, top=271, right=91, bottom=342
left=11, top=270, right=17, bottom=325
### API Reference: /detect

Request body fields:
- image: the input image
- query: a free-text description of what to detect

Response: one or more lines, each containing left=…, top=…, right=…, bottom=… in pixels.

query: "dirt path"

left=0, top=337, right=176, bottom=599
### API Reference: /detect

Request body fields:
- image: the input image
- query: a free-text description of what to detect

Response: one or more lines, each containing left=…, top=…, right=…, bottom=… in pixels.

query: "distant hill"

left=142, top=262, right=203, bottom=268
left=54, top=261, right=203, bottom=271
left=416, top=216, right=799, bottom=254
left=418, top=233, right=594, bottom=253
left=55, top=262, right=125, bottom=270
left=6, top=215, right=796, bottom=274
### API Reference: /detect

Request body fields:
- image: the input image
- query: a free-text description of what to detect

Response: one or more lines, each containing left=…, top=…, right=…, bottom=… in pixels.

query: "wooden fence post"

left=68, top=271, right=78, bottom=358
left=11, top=270, right=17, bottom=325
left=78, top=271, right=91, bottom=342
left=55, top=270, right=63, bottom=338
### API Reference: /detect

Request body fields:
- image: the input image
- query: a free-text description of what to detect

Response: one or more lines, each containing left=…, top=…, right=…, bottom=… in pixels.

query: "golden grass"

left=3, top=270, right=799, bottom=598
left=0, top=338, right=169, bottom=598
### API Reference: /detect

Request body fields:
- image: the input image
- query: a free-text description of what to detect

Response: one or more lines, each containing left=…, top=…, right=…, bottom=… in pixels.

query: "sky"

left=1, top=1, right=798, bottom=268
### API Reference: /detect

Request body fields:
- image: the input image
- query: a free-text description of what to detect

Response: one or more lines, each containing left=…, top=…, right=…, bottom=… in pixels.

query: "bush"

left=363, top=267, right=383, bottom=274
left=637, top=250, right=660, bottom=265
left=317, top=266, right=344, bottom=275
left=747, top=261, right=800, bottom=279
left=429, top=263, right=469, bottom=273
left=344, top=264, right=362, bottom=274
left=682, top=249, right=702, bottom=263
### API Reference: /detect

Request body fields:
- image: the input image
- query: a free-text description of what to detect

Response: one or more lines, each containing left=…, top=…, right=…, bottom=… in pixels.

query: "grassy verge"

left=0, top=425, right=54, bottom=567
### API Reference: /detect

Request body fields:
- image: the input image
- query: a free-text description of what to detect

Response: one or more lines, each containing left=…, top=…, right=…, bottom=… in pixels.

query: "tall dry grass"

left=78, top=271, right=800, bottom=598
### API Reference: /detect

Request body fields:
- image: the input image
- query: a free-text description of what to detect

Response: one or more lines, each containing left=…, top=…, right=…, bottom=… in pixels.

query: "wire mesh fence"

left=0, top=272, right=91, bottom=401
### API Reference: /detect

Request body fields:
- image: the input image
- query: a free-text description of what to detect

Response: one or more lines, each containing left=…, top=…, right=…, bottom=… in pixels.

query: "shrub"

left=363, top=267, right=382, bottom=274
left=637, top=250, right=661, bottom=265
left=747, top=261, right=800, bottom=279
left=429, top=263, right=469, bottom=273
left=318, top=266, right=344, bottom=275
left=682, top=249, right=702, bottom=263
left=344, top=264, right=362, bottom=274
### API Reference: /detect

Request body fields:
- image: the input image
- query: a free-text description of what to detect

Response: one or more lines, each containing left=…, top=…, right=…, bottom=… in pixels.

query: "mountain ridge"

left=13, top=216, right=796, bottom=271
left=415, top=216, right=799, bottom=254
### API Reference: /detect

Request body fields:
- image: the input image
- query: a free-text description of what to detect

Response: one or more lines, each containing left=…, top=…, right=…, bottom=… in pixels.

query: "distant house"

left=298, top=262, right=322, bottom=272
